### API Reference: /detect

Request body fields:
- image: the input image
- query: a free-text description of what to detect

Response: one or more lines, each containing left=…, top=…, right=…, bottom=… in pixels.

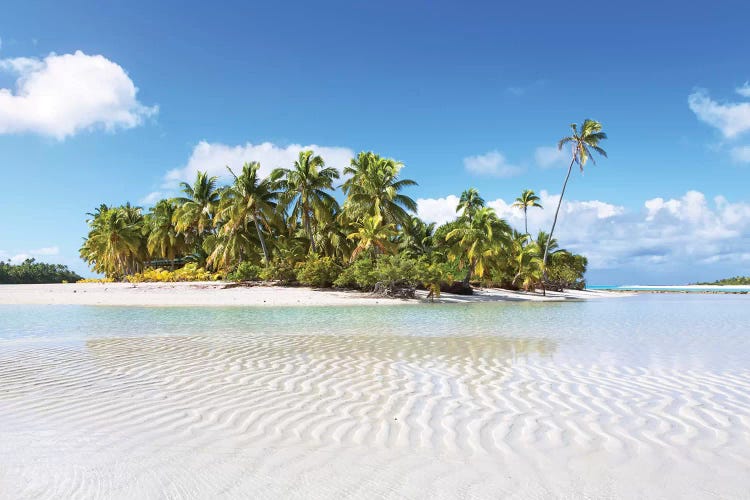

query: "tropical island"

left=76, top=120, right=607, bottom=300
left=696, top=276, right=750, bottom=286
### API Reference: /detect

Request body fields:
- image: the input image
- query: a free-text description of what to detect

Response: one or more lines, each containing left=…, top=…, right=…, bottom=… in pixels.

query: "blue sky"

left=1, top=0, right=749, bottom=284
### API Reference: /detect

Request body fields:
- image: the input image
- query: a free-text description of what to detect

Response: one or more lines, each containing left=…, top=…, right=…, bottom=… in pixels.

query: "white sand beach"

left=0, top=282, right=623, bottom=306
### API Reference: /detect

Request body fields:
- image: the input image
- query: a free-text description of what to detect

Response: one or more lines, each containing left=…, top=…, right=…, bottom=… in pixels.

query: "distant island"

left=695, top=276, right=750, bottom=286
left=0, top=258, right=82, bottom=284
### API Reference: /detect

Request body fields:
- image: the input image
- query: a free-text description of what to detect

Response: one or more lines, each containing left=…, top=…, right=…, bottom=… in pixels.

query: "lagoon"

left=1, top=294, right=749, bottom=498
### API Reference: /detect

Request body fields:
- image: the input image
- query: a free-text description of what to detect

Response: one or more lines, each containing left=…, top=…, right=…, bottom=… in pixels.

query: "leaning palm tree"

left=542, top=119, right=607, bottom=294
left=456, top=188, right=485, bottom=223
left=273, top=150, right=339, bottom=254
left=512, top=189, right=543, bottom=234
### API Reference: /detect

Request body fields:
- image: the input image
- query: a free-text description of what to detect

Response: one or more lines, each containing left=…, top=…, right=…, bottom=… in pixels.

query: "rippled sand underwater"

left=1, top=295, right=749, bottom=498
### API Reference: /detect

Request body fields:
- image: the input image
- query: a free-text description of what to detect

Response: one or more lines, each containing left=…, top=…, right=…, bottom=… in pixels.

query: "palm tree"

left=456, top=188, right=485, bottom=223
left=80, top=204, right=147, bottom=278
left=508, top=233, right=543, bottom=291
left=542, top=119, right=607, bottom=294
left=173, top=171, right=221, bottom=246
left=398, top=215, right=435, bottom=258
left=446, top=206, right=510, bottom=284
left=145, top=199, right=187, bottom=266
left=314, top=203, right=353, bottom=260
left=213, top=162, right=278, bottom=266
left=342, top=151, right=417, bottom=226
left=273, top=150, right=339, bottom=254
left=533, top=230, right=558, bottom=256
left=347, top=211, right=398, bottom=261
left=512, top=189, right=543, bottom=234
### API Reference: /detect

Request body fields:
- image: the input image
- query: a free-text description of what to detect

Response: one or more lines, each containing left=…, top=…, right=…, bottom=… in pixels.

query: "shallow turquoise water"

left=2, top=294, right=748, bottom=370
left=589, top=284, right=750, bottom=292
left=2, top=294, right=750, bottom=498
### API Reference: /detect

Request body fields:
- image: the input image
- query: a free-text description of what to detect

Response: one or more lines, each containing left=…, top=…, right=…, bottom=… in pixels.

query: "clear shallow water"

left=2, top=295, right=750, bottom=498
left=589, top=284, right=750, bottom=292
left=1, top=294, right=748, bottom=369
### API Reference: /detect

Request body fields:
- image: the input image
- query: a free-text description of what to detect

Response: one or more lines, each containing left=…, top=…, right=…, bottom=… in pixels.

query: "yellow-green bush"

left=76, top=277, right=115, bottom=283
left=125, top=264, right=221, bottom=283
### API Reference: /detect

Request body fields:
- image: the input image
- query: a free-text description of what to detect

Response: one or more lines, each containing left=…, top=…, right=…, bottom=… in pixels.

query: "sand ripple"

left=1, top=334, right=749, bottom=498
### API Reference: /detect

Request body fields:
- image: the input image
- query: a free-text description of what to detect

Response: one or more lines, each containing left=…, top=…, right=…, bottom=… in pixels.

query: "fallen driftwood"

left=372, top=281, right=416, bottom=299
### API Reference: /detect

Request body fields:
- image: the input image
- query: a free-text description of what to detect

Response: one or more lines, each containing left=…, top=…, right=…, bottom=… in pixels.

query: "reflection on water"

left=1, top=293, right=749, bottom=371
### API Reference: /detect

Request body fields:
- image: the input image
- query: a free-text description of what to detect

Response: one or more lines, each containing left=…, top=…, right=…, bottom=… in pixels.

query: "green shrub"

left=372, top=255, right=420, bottom=288
left=546, top=252, right=587, bottom=290
left=227, top=262, right=262, bottom=281
left=334, top=258, right=376, bottom=289
left=296, top=255, right=342, bottom=288
left=259, top=258, right=297, bottom=283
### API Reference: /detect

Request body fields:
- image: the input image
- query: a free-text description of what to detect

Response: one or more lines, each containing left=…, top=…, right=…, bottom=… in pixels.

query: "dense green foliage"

left=226, top=262, right=262, bottom=281
left=0, top=259, right=82, bottom=284
left=81, top=136, right=597, bottom=293
left=696, top=276, right=750, bottom=286
left=296, top=255, right=342, bottom=287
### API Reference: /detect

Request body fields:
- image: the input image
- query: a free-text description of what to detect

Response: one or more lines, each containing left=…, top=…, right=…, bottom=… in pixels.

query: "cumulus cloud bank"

left=0, top=50, right=157, bottom=139
left=417, top=190, right=750, bottom=277
left=164, top=141, right=355, bottom=187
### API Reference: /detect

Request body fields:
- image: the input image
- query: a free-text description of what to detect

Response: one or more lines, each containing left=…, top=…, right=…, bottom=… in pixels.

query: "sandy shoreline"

left=0, top=282, right=625, bottom=307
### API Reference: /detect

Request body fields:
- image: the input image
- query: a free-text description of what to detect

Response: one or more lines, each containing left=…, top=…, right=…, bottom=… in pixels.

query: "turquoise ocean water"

left=589, top=284, right=750, bottom=292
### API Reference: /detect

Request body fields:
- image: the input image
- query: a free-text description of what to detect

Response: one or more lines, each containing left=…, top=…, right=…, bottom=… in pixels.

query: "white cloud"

left=736, top=82, right=750, bottom=98
left=463, top=151, right=523, bottom=178
left=0, top=50, right=157, bottom=139
left=534, top=146, right=567, bottom=168
left=416, top=195, right=461, bottom=225
left=417, top=190, right=750, bottom=277
left=688, top=88, right=750, bottom=138
left=30, top=246, right=59, bottom=256
left=164, top=141, right=355, bottom=187
left=730, top=145, right=750, bottom=163
left=139, top=191, right=164, bottom=206
left=1, top=246, right=60, bottom=264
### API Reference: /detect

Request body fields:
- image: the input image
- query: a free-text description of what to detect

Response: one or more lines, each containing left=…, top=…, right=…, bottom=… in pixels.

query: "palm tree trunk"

left=254, top=215, right=270, bottom=264
left=524, top=207, right=528, bottom=234
left=305, top=215, right=317, bottom=253
left=303, top=203, right=317, bottom=253
left=542, top=156, right=576, bottom=296
left=463, top=259, right=475, bottom=285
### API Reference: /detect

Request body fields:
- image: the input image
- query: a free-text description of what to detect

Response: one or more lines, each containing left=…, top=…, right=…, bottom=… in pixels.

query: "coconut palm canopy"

left=512, top=189, right=543, bottom=235
left=82, top=133, right=597, bottom=291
